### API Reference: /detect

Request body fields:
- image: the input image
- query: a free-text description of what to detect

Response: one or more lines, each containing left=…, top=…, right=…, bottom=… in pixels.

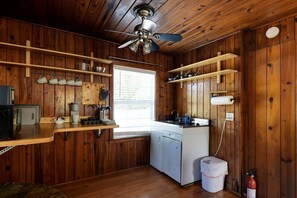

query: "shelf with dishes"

left=0, top=40, right=113, bottom=82
left=167, top=52, right=238, bottom=84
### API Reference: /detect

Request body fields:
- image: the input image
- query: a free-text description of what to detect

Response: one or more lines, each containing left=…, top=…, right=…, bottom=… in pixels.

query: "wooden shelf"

left=0, top=123, right=119, bottom=147
left=0, top=41, right=112, bottom=64
left=0, top=40, right=113, bottom=82
left=0, top=60, right=112, bottom=77
left=167, top=69, right=237, bottom=83
left=209, top=91, right=228, bottom=94
left=168, top=53, right=238, bottom=73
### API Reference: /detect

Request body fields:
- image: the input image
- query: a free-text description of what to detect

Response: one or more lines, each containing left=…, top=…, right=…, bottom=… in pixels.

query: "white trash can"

left=200, top=156, right=228, bottom=193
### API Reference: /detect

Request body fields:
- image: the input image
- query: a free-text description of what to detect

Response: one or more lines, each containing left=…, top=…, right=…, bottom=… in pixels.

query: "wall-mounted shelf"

left=0, top=41, right=112, bottom=64
left=0, top=40, right=113, bottom=82
left=168, top=53, right=238, bottom=73
left=0, top=60, right=112, bottom=77
left=167, top=69, right=237, bottom=83
left=209, top=91, right=228, bottom=94
left=167, top=52, right=238, bottom=85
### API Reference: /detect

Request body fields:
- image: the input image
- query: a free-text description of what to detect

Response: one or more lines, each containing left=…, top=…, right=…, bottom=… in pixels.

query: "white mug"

left=67, top=79, right=75, bottom=86
left=58, top=78, right=67, bottom=85
left=37, top=75, right=47, bottom=84
left=49, top=76, right=58, bottom=85
left=75, top=79, right=83, bottom=86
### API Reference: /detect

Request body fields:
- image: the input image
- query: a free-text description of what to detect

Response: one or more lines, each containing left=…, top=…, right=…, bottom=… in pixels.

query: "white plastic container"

left=201, top=156, right=228, bottom=193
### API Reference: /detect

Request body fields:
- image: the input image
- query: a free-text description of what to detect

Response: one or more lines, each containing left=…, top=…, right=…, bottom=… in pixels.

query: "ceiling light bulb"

left=143, top=41, right=151, bottom=55
left=129, top=42, right=138, bottom=52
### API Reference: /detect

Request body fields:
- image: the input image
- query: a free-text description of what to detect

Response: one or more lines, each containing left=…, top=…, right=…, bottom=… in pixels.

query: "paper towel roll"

left=211, top=96, right=234, bottom=105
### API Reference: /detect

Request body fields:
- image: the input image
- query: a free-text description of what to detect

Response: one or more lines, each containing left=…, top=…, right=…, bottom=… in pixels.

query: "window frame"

left=113, top=65, right=156, bottom=133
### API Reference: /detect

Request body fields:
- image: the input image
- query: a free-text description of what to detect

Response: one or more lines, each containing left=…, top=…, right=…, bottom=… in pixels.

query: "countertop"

left=156, top=120, right=209, bottom=128
left=0, top=123, right=119, bottom=147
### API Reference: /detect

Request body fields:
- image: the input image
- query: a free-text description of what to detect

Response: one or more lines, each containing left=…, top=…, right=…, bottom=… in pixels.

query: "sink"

left=160, top=120, right=201, bottom=128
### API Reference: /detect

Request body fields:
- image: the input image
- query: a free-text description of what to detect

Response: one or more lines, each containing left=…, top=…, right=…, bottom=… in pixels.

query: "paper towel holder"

left=211, top=95, right=235, bottom=105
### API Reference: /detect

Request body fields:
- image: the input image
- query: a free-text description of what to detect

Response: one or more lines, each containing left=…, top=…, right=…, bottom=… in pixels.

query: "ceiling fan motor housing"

left=133, top=4, right=155, bottom=19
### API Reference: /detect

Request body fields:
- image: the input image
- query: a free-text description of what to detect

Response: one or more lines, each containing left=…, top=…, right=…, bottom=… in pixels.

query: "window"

left=113, top=65, right=156, bottom=133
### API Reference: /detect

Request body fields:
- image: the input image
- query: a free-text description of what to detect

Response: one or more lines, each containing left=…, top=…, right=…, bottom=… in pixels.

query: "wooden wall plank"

left=255, top=48, right=267, bottom=197
left=203, top=45, right=210, bottom=119
left=225, top=35, right=235, bottom=190
left=216, top=39, right=226, bottom=160
left=43, top=28, right=55, bottom=117
left=19, top=22, right=32, bottom=104
left=266, top=44, right=281, bottom=198
left=280, top=40, right=296, bottom=198
left=64, top=33, right=76, bottom=182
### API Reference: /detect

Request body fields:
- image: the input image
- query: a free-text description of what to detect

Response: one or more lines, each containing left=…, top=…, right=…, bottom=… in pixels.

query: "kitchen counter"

left=0, top=123, right=119, bottom=147
left=156, top=120, right=209, bottom=128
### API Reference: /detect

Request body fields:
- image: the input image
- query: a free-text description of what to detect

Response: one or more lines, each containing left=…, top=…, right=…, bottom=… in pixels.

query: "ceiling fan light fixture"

left=129, top=41, right=139, bottom=52
left=143, top=41, right=152, bottom=55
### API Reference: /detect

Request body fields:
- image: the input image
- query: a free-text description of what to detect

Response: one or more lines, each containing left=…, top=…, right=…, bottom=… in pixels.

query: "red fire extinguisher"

left=246, top=174, right=256, bottom=198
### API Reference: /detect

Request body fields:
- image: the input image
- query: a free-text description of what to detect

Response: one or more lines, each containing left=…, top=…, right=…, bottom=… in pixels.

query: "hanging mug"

left=37, top=75, right=47, bottom=84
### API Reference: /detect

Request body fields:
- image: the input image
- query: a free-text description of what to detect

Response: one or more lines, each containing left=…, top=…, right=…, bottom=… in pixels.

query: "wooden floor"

left=53, top=166, right=239, bottom=198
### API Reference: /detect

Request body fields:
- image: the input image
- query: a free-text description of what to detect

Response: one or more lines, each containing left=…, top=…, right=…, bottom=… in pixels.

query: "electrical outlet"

left=226, top=113, right=234, bottom=121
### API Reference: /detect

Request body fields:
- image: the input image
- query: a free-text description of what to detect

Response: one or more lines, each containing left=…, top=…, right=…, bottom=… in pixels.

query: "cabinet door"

left=162, top=136, right=181, bottom=183
left=150, top=131, right=163, bottom=171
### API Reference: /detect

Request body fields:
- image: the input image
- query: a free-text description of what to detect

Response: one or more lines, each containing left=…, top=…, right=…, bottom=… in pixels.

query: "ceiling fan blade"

left=118, top=38, right=139, bottom=49
left=153, top=33, right=182, bottom=42
left=150, top=40, right=159, bottom=52
left=104, top=29, right=136, bottom=37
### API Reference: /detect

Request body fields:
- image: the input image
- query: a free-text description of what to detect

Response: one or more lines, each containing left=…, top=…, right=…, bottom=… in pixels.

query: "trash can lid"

left=201, top=156, right=228, bottom=177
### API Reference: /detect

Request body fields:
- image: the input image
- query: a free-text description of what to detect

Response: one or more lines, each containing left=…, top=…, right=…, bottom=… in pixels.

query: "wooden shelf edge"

left=167, top=69, right=238, bottom=83
left=0, top=61, right=112, bottom=77
left=209, top=91, right=228, bottom=94
left=0, top=41, right=113, bottom=64
left=168, top=53, right=238, bottom=73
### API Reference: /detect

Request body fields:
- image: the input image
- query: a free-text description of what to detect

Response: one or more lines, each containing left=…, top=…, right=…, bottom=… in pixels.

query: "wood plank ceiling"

left=1, top=0, right=297, bottom=55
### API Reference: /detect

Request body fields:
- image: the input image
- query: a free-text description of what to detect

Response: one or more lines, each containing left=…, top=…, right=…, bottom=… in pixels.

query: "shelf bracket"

left=26, top=40, right=31, bottom=77
left=96, top=129, right=102, bottom=138
left=64, top=132, right=69, bottom=141
left=217, top=51, right=221, bottom=83
left=0, top=146, right=15, bottom=156
left=90, top=52, right=94, bottom=83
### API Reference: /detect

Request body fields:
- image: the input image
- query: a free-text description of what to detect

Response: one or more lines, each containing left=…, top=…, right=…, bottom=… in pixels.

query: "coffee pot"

left=97, top=106, right=111, bottom=121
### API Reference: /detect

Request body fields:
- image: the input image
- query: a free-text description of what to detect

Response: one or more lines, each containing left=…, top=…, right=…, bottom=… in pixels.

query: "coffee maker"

left=70, top=102, right=80, bottom=124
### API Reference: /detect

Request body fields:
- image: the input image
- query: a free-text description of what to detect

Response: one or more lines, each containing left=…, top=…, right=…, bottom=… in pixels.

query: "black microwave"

left=0, top=105, right=14, bottom=140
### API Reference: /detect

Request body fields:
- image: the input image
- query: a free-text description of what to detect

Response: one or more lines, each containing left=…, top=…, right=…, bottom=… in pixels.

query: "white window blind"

left=113, top=65, right=156, bottom=132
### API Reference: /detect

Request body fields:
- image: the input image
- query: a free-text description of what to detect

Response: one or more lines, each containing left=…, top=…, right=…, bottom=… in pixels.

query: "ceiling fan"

left=105, top=4, right=182, bottom=55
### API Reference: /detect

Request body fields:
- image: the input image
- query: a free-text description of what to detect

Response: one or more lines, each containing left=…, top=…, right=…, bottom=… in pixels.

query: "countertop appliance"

left=0, top=85, right=14, bottom=105
left=0, top=105, right=14, bottom=140
left=70, top=103, right=79, bottom=124
left=14, top=104, right=40, bottom=125
left=150, top=118, right=209, bottom=185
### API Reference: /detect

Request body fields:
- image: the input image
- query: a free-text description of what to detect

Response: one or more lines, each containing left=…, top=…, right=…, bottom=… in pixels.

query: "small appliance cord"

left=214, top=119, right=227, bottom=157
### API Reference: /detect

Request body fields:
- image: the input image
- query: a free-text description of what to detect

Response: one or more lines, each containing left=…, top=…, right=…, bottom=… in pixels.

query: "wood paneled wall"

left=0, top=18, right=173, bottom=185
left=245, top=16, right=296, bottom=198
left=172, top=33, right=243, bottom=194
